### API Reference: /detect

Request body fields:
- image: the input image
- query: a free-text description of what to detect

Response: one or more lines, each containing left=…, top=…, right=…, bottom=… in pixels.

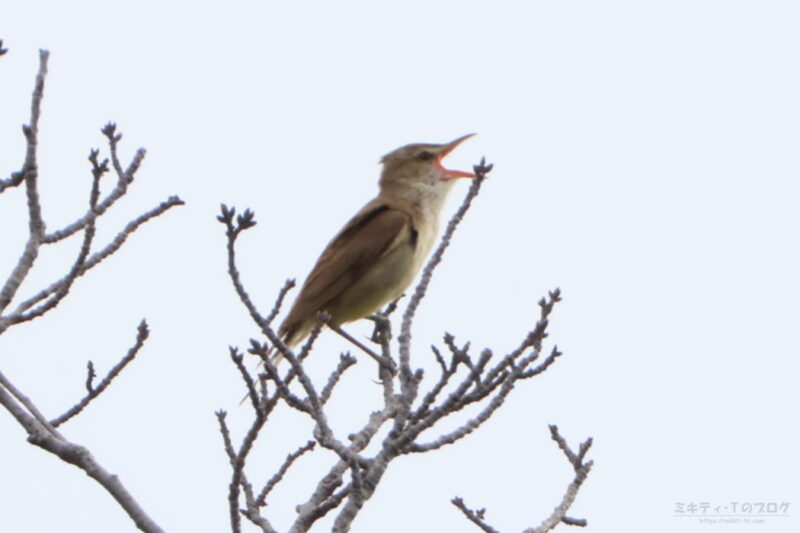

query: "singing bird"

left=276, top=133, right=476, bottom=357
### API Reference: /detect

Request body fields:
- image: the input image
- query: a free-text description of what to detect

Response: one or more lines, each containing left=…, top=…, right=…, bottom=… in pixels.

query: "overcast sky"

left=1, top=2, right=798, bottom=532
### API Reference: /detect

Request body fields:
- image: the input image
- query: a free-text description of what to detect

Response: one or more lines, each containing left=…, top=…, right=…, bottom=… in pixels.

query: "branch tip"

left=137, top=319, right=149, bottom=341
left=101, top=122, right=121, bottom=143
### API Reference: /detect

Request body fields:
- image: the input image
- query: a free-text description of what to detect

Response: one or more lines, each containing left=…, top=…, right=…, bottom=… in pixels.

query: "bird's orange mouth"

left=438, top=133, right=476, bottom=180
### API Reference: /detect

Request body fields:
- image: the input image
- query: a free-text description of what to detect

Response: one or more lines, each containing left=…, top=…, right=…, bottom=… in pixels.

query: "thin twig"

left=216, top=411, right=237, bottom=461
left=455, top=426, right=593, bottom=533
left=523, top=426, right=593, bottom=533
left=8, top=159, right=102, bottom=328
left=0, top=50, right=49, bottom=313
left=85, top=361, right=96, bottom=392
left=217, top=411, right=243, bottom=533
left=249, top=344, right=311, bottom=414
left=50, top=320, right=149, bottom=427
left=322, top=315, right=395, bottom=374
left=218, top=205, right=276, bottom=332
left=319, top=353, right=358, bottom=405
left=409, top=346, right=459, bottom=423
left=11, top=196, right=184, bottom=319
left=452, top=497, right=500, bottom=533
left=256, top=441, right=317, bottom=506
left=230, top=347, right=262, bottom=413
left=42, top=141, right=144, bottom=244
left=229, top=410, right=269, bottom=533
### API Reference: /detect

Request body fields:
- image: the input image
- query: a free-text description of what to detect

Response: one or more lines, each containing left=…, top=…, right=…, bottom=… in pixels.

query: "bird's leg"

left=368, top=295, right=404, bottom=343
left=367, top=314, right=390, bottom=345
left=320, top=315, right=397, bottom=376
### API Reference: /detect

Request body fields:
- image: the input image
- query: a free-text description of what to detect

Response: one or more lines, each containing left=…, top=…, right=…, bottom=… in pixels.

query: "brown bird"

left=275, top=133, right=476, bottom=359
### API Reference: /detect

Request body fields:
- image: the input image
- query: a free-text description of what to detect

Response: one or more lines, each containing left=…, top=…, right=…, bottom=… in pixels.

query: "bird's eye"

left=417, top=151, right=435, bottom=161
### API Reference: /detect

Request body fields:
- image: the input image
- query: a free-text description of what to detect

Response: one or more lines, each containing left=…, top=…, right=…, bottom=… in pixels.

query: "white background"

left=1, top=1, right=798, bottom=532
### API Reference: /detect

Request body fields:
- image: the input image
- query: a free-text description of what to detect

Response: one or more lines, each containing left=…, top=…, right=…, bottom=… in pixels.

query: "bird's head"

left=379, top=134, right=476, bottom=193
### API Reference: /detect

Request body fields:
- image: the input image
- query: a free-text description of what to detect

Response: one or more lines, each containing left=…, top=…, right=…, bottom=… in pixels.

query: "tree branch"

left=0, top=382, right=165, bottom=533
left=0, top=46, right=175, bottom=533
left=523, top=426, right=593, bottom=533
left=455, top=425, right=593, bottom=533
left=50, top=320, right=149, bottom=427
left=0, top=50, right=49, bottom=312
left=452, top=497, right=500, bottom=533
left=256, top=440, right=317, bottom=506
left=9, top=195, right=184, bottom=323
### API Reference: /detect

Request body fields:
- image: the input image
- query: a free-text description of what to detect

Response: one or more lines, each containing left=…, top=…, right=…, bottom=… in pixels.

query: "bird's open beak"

left=437, top=133, right=476, bottom=180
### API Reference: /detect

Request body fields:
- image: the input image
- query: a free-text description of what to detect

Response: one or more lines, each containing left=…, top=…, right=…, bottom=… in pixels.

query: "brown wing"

left=279, top=200, right=413, bottom=340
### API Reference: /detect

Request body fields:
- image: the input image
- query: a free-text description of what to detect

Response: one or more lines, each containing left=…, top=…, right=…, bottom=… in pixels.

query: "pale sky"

left=1, top=2, right=798, bottom=532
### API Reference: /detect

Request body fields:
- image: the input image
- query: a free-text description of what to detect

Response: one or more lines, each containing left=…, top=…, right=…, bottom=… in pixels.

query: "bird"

left=274, top=133, right=476, bottom=360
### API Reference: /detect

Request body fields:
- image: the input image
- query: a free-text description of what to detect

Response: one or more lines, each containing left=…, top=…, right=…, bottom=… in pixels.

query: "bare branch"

left=0, top=170, right=25, bottom=193
left=217, top=410, right=281, bottom=533
left=452, top=497, right=500, bottom=533
left=560, top=516, right=588, bottom=527
left=520, top=346, right=563, bottom=379
left=0, top=383, right=165, bottom=533
left=454, top=426, right=592, bottom=533
left=239, top=508, right=277, bottom=533
left=291, top=410, right=392, bottom=531
left=221, top=330, right=336, bottom=532
left=216, top=411, right=237, bottom=462
left=217, top=411, right=245, bottom=533
left=0, top=48, right=175, bottom=533
left=85, top=361, right=96, bottom=392
left=225, top=406, right=269, bottom=533
left=368, top=310, right=397, bottom=405
left=239, top=509, right=276, bottom=533
left=218, top=204, right=275, bottom=332
left=522, top=426, right=593, bottom=533
left=404, top=352, right=504, bottom=453
left=548, top=425, right=592, bottom=472
left=482, top=289, right=561, bottom=388
left=256, top=441, right=317, bottom=506
left=0, top=50, right=49, bottom=311
left=322, top=314, right=395, bottom=373
left=319, top=353, right=358, bottom=405
left=230, top=346, right=262, bottom=413
left=4, top=164, right=101, bottom=328
left=309, top=485, right=351, bottom=522
left=248, top=342, right=311, bottom=414
left=10, top=195, right=184, bottom=321
left=50, top=320, right=149, bottom=427
left=409, top=345, right=458, bottom=423
left=42, top=142, right=145, bottom=244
